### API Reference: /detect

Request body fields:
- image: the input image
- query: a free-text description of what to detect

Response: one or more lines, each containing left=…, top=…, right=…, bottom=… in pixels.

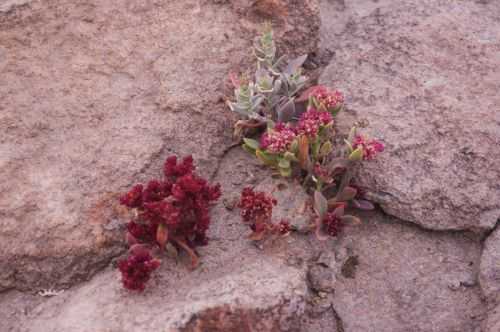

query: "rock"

left=330, top=211, right=485, bottom=332
left=0, top=0, right=31, bottom=13
left=255, top=178, right=314, bottom=231
left=307, top=251, right=338, bottom=293
left=0, top=0, right=320, bottom=291
left=484, top=305, right=500, bottom=332
left=319, top=0, right=500, bottom=232
left=480, top=227, right=500, bottom=302
left=307, top=265, right=335, bottom=293
left=14, top=258, right=307, bottom=332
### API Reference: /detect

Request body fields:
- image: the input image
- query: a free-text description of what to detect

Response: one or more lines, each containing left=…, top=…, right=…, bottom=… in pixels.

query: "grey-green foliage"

left=228, top=24, right=308, bottom=123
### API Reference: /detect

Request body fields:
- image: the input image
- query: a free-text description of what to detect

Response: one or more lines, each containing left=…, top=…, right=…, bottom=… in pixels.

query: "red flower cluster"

left=308, top=85, right=344, bottom=111
left=277, top=219, right=291, bottom=235
left=296, top=109, right=333, bottom=138
left=238, top=188, right=291, bottom=241
left=118, top=155, right=221, bottom=290
left=352, top=135, right=385, bottom=160
left=260, top=123, right=296, bottom=153
left=323, top=212, right=344, bottom=237
left=117, top=245, right=161, bottom=291
left=239, top=187, right=276, bottom=222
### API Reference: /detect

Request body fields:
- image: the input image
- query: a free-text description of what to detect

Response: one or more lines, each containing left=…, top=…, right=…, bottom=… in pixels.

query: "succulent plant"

left=227, top=24, right=308, bottom=127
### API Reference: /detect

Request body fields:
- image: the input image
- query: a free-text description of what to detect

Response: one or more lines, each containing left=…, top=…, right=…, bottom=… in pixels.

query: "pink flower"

left=307, top=85, right=344, bottom=111
left=352, top=135, right=385, bottom=160
left=260, top=123, right=296, bottom=154
left=296, top=109, right=333, bottom=138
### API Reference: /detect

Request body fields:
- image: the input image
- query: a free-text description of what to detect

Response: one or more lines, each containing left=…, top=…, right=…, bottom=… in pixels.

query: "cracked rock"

left=319, top=0, right=500, bottom=232
left=0, top=0, right=320, bottom=292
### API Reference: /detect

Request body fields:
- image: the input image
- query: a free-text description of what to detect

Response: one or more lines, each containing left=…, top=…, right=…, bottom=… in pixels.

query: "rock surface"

left=0, top=0, right=31, bottom=13
left=0, top=0, right=320, bottom=292
left=319, top=0, right=500, bottom=232
left=14, top=259, right=307, bottom=332
left=1, top=148, right=487, bottom=331
left=484, top=305, right=500, bottom=332
left=330, top=212, right=485, bottom=332
left=480, top=227, right=500, bottom=303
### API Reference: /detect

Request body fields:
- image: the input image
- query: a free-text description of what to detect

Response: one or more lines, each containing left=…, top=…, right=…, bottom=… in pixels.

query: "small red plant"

left=118, top=155, right=221, bottom=290
left=118, top=244, right=161, bottom=291
left=238, top=187, right=291, bottom=241
left=312, top=191, right=361, bottom=240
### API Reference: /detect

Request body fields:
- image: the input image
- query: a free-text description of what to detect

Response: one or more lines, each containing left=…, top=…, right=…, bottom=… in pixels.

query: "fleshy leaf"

left=340, top=215, right=362, bottom=225
left=335, top=186, right=358, bottom=202
left=256, top=149, right=278, bottom=166
left=242, top=144, right=256, bottom=154
left=243, top=138, right=260, bottom=150
left=332, top=204, right=345, bottom=218
left=314, top=190, right=328, bottom=219
left=283, top=151, right=299, bottom=162
left=314, top=217, right=329, bottom=241
left=348, top=147, right=363, bottom=161
left=279, top=166, right=292, bottom=177
left=277, top=98, right=296, bottom=123
left=249, top=230, right=266, bottom=241
left=352, top=199, right=375, bottom=211
left=319, top=141, right=333, bottom=157
left=278, top=158, right=291, bottom=169
left=173, top=238, right=199, bottom=269
left=284, top=54, right=307, bottom=76
left=297, top=135, right=310, bottom=170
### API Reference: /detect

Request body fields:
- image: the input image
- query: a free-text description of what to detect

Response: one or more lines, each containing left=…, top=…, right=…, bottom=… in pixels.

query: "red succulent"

left=238, top=187, right=277, bottom=223
left=118, top=155, right=221, bottom=290
left=322, top=211, right=344, bottom=237
left=118, top=245, right=161, bottom=291
left=238, top=188, right=292, bottom=241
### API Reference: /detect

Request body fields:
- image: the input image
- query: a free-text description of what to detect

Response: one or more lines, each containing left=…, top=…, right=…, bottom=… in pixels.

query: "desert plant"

left=117, top=155, right=221, bottom=290
left=238, top=187, right=291, bottom=242
left=229, top=26, right=385, bottom=240
left=228, top=23, right=308, bottom=131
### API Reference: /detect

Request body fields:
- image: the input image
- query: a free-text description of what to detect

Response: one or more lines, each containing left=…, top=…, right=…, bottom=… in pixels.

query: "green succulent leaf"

left=242, top=144, right=256, bottom=154
left=279, top=166, right=292, bottom=177
left=347, top=126, right=357, bottom=144
left=348, top=147, right=363, bottom=161
left=278, top=158, right=291, bottom=169
left=319, top=141, right=333, bottom=157
left=256, top=149, right=278, bottom=166
left=283, top=151, right=299, bottom=162
left=243, top=138, right=260, bottom=150
left=314, top=190, right=328, bottom=219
